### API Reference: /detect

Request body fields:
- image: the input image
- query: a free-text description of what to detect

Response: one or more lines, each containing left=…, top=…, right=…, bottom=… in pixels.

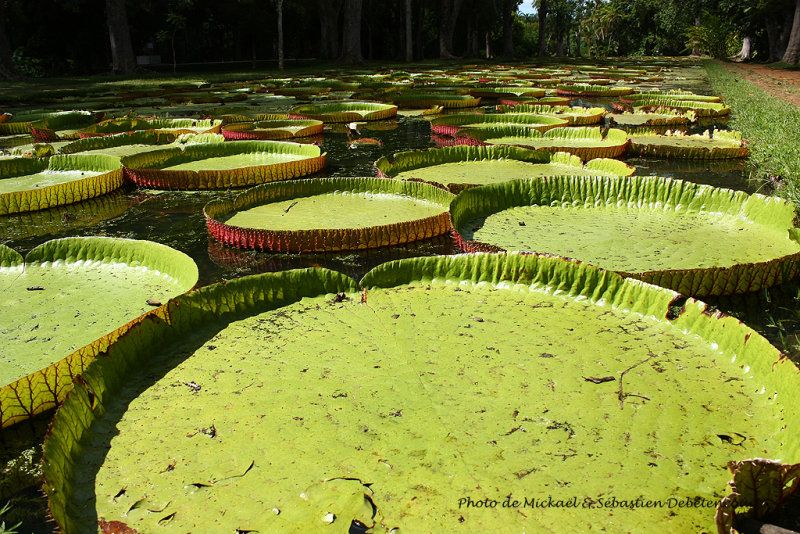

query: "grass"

left=704, top=60, right=800, bottom=206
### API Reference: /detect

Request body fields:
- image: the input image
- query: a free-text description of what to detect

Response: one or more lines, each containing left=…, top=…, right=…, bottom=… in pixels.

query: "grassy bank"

left=704, top=60, right=800, bottom=206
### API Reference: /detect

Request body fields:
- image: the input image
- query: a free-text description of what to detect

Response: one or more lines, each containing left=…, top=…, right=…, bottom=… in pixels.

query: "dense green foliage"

left=2, top=0, right=799, bottom=77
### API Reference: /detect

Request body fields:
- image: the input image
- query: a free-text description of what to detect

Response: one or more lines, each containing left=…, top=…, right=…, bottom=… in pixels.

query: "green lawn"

left=705, top=60, right=800, bottom=206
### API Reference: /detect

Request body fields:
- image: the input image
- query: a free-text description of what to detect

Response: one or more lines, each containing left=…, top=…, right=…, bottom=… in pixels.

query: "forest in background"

left=0, top=0, right=799, bottom=80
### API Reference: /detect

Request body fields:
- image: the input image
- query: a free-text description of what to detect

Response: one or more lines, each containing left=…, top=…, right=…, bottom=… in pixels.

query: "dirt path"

left=718, top=60, right=800, bottom=108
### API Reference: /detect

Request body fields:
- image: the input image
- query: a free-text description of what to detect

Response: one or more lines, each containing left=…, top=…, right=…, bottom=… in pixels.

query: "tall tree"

left=0, top=0, right=16, bottom=80
left=439, top=0, right=465, bottom=58
left=405, top=0, right=413, bottom=61
left=276, top=0, right=284, bottom=70
left=106, top=0, right=136, bottom=73
left=783, top=0, right=800, bottom=63
left=538, top=0, right=548, bottom=56
left=501, top=0, right=517, bottom=57
left=340, top=0, right=363, bottom=63
left=318, top=0, right=342, bottom=60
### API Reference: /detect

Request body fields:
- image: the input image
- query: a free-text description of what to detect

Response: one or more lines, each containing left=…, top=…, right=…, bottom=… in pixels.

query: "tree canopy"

left=0, top=0, right=798, bottom=79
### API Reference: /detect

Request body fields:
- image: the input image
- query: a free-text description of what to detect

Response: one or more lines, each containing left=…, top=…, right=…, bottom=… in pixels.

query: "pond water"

left=1, top=62, right=800, bottom=532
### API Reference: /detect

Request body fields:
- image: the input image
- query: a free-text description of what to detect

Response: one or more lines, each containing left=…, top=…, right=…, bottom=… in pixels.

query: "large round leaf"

left=628, top=129, right=749, bottom=159
left=204, top=177, right=454, bottom=252
left=429, top=113, right=568, bottom=136
left=608, top=109, right=697, bottom=128
left=556, top=83, right=634, bottom=97
left=42, top=254, right=800, bottom=533
left=451, top=175, right=800, bottom=296
left=290, top=102, right=397, bottom=122
left=121, top=140, right=326, bottom=190
left=220, top=119, right=324, bottom=141
left=464, top=126, right=630, bottom=160
left=0, top=237, right=198, bottom=427
left=59, top=131, right=180, bottom=157
left=79, top=118, right=222, bottom=138
left=376, top=145, right=633, bottom=192
left=0, top=154, right=123, bottom=215
left=496, top=104, right=606, bottom=125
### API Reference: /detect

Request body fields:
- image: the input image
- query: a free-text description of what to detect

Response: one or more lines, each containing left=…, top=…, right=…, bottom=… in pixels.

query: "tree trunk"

left=691, top=16, right=701, bottom=56
left=277, top=0, right=284, bottom=70
left=735, top=36, right=752, bottom=60
left=555, top=10, right=565, bottom=56
left=106, top=0, right=136, bottom=73
left=502, top=0, right=514, bottom=57
left=405, top=0, right=413, bottom=61
left=0, top=0, right=17, bottom=80
left=537, top=0, right=548, bottom=57
left=783, top=0, right=800, bottom=64
left=438, top=0, right=464, bottom=58
left=575, top=27, right=581, bottom=57
left=340, top=0, right=363, bottom=64
left=319, top=0, right=342, bottom=60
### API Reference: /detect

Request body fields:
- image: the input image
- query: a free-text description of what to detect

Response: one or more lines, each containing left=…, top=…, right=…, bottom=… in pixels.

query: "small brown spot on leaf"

left=146, top=299, right=162, bottom=307
left=584, top=376, right=615, bottom=384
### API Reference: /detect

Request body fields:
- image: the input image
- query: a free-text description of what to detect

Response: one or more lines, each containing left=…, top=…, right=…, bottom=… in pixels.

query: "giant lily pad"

left=0, top=154, right=123, bottom=215
left=390, top=92, right=481, bottom=109
left=497, top=95, right=571, bottom=107
left=451, top=175, right=800, bottom=296
left=556, top=83, right=634, bottom=97
left=204, top=177, right=453, bottom=252
left=621, top=90, right=722, bottom=104
left=220, top=119, right=324, bottom=141
left=468, top=86, right=546, bottom=99
left=79, top=118, right=222, bottom=138
left=120, top=141, right=326, bottom=190
left=59, top=130, right=180, bottom=158
left=0, top=237, right=198, bottom=427
left=429, top=113, right=568, bottom=136
left=464, top=126, right=630, bottom=160
left=376, top=145, right=634, bottom=192
left=496, top=104, right=606, bottom=125
left=42, top=253, right=800, bottom=533
left=290, top=102, right=397, bottom=122
left=608, top=109, right=697, bottom=128
left=632, top=98, right=731, bottom=117
left=628, top=129, right=749, bottom=159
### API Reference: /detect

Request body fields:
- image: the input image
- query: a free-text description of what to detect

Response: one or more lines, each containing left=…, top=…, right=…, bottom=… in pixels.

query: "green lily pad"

left=390, top=92, right=481, bottom=109
left=608, top=109, right=697, bottom=128
left=42, top=253, right=800, bottom=533
left=628, top=129, right=749, bottom=159
left=468, top=86, right=546, bottom=99
left=0, top=237, right=198, bottom=427
left=121, top=141, right=326, bottom=190
left=80, top=118, right=222, bottom=138
left=429, top=113, right=568, bottom=136
left=451, top=175, right=800, bottom=296
left=59, top=131, right=180, bottom=158
left=376, top=145, right=634, bottom=192
left=497, top=95, right=572, bottom=107
left=556, top=84, right=634, bottom=97
left=0, top=154, right=123, bottom=215
left=623, top=90, right=721, bottom=104
left=290, top=102, right=397, bottom=123
left=205, top=177, right=454, bottom=252
left=220, top=119, right=324, bottom=141
left=632, top=98, right=731, bottom=117
left=464, top=126, right=630, bottom=160
left=496, top=104, right=606, bottom=125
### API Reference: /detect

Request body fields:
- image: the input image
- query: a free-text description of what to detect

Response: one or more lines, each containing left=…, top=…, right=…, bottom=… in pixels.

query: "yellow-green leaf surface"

left=221, top=119, right=324, bottom=140
left=290, top=102, right=397, bottom=122
left=496, top=104, right=606, bottom=125
left=608, top=109, right=697, bottom=127
left=205, top=177, right=453, bottom=252
left=451, top=176, right=800, bottom=296
left=80, top=117, right=222, bottom=137
left=429, top=112, right=568, bottom=135
left=0, top=154, right=123, bottom=215
left=42, top=254, right=800, bottom=533
left=59, top=131, right=179, bottom=157
left=629, top=129, right=749, bottom=159
left=466, top=126, right=630, bottom=160
left=121, top=140, right=326, bottom=190
left=378, top=147, right=633, bottom=191
left=0, top=237, right=198, bottom=427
